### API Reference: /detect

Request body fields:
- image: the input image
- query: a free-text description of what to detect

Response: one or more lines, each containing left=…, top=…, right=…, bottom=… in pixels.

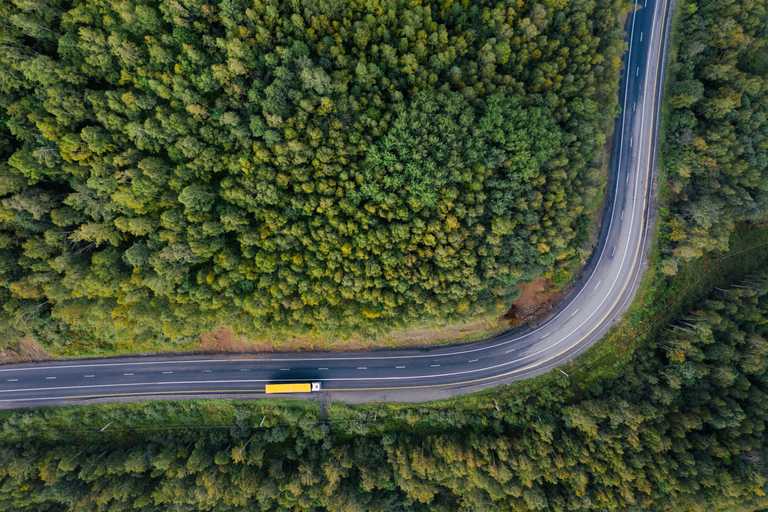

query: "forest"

left=0, top=0, right=627, bottom=351
left=2, top=2, right=768, bottom=510
left=1, top=266, right=767, bottom=511
left=661, top=0, right=768, bottom=274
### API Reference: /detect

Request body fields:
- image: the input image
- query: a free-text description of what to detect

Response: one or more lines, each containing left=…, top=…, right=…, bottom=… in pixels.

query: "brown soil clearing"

left=0, top=337, right=51, bottom=364
left=505, top=277, right=564, bottom=326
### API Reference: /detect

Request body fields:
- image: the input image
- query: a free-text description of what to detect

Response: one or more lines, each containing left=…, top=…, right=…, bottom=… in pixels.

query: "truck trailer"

left=264, top=382, right=322, bottom=394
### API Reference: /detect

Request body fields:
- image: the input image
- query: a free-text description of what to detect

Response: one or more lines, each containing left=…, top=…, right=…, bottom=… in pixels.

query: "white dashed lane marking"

left=46, top=377, right=56, bottom=380
left=84, top=375, right=95, bottom=378
left=357, top=367, right=368, bottom=370
left=162, top=371, right=174, bottom=375
left=6, top=379, right=18, bottom=382
left=395, top=365, right=406, bottom=369
left=123, top=373, right=134, bottom=376
left=429, top=364, right=441, bottom=368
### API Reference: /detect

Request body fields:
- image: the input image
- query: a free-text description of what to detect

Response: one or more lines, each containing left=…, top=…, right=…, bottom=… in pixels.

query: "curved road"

left=0, top=0, right=672, bottom=408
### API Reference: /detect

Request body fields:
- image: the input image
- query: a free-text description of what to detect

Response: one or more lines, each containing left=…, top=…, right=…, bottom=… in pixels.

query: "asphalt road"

left=0, top=0, right=673, bottom=408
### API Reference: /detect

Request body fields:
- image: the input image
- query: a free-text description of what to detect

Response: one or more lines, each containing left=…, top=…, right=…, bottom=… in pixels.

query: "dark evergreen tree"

left=662, top=0, right=768, bottom=274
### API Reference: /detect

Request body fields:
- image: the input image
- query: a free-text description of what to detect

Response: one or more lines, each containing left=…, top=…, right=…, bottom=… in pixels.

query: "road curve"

left=0, top=0, right=673, bottom=408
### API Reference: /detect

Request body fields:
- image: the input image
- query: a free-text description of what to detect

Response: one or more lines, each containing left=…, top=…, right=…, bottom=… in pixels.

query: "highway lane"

left=0, top=0, right=673, bottom=407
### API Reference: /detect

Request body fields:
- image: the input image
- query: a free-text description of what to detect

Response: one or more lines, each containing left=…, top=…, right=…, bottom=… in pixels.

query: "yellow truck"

left=265, top=382, right=322, bottom=394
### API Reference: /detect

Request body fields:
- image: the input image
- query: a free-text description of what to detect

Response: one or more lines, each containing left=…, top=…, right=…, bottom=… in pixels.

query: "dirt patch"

left=199, top=326, right=336, bottom=353
left=0, top=337, right=50, bottom=364
left=504, top=277, right=564, bottom=326
left=199, top=327, right=260, bottom=352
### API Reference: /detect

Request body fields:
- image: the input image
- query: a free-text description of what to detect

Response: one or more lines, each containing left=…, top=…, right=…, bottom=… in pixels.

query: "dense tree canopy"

left=662, top=0, right=768, bottom=274
left=0, top=0, right=626, bottom=349
left=2, top=269, right=767, bottom=511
